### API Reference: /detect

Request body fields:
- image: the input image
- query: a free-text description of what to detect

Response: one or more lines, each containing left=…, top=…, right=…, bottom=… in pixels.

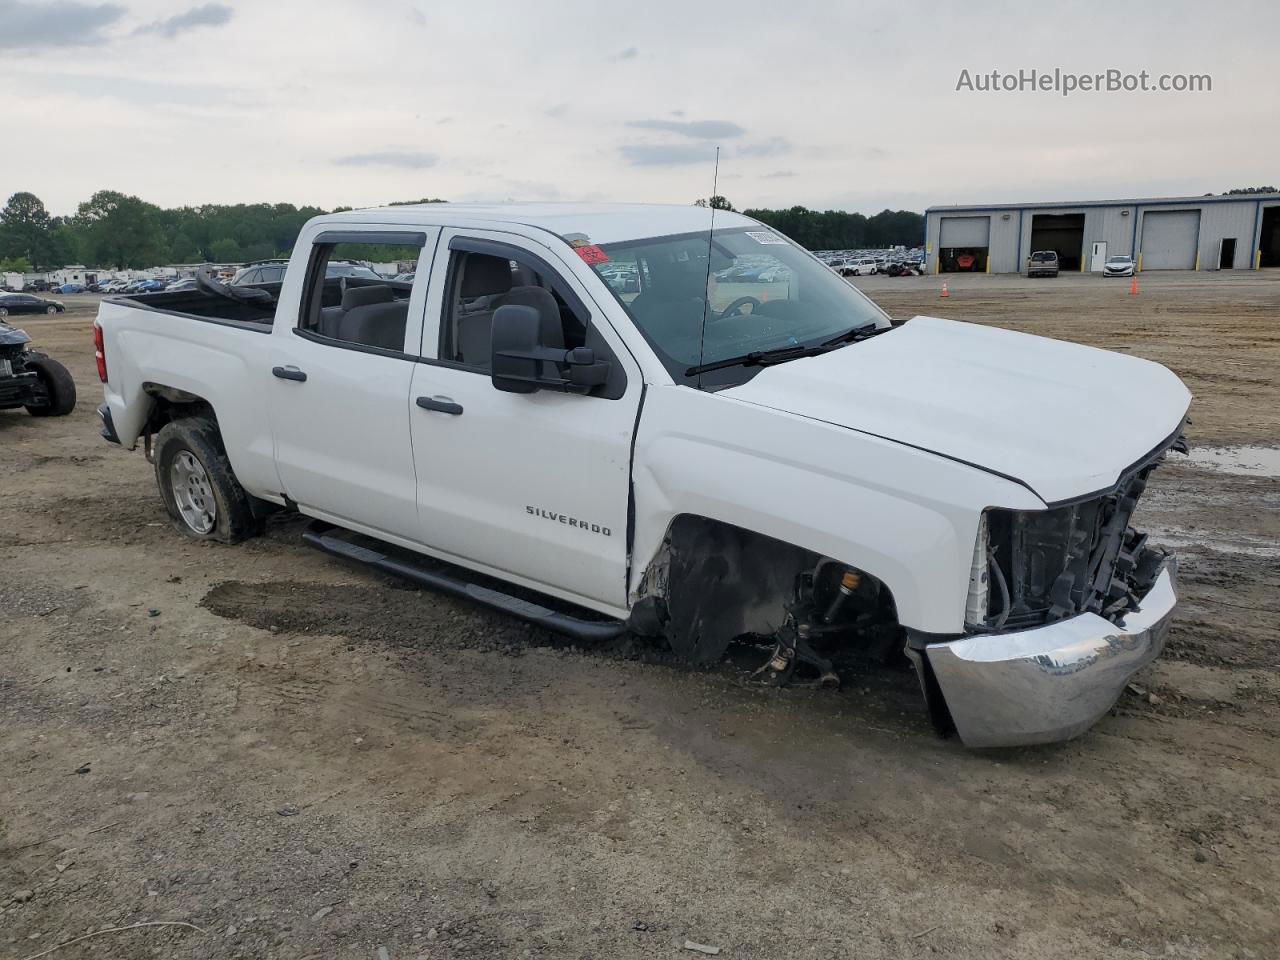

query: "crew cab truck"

left=94, top=203, right=1190, bottom=748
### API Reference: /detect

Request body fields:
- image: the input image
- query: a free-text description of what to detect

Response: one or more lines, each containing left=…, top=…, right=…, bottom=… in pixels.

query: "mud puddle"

left=1171, top=445, right=1280, bottom=477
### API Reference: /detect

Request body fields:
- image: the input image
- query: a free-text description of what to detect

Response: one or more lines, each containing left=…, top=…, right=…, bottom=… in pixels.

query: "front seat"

left=455, top=255, right=565, bottom=369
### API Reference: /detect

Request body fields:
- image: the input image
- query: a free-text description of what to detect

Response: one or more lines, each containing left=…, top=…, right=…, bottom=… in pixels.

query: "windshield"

left=589, top=226, right=888, bottom=387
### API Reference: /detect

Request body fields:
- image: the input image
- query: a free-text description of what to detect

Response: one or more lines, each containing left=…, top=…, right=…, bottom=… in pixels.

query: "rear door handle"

left=272, top=365, right=307, bottom=382
left=416, top=395, right=463, bottom=415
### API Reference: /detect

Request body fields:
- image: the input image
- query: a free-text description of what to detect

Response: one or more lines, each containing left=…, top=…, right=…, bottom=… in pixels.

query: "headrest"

left=342, top=284, right=395, bottom=310
left=461, top=254, right=513, bottom=298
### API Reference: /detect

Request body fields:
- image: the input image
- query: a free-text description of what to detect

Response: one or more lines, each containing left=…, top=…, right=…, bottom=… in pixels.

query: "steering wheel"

left=196, top=265, right=275, bottom=306
left=713, top=296, right=761, bottom=321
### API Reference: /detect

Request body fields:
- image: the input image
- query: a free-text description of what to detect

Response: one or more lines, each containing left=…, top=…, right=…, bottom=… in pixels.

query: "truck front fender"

left=629, top=386, right=1044, bottom=636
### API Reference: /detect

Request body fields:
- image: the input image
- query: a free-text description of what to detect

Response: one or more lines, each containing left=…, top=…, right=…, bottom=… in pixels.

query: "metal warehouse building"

left=925, top=192, right=1280, bottom=274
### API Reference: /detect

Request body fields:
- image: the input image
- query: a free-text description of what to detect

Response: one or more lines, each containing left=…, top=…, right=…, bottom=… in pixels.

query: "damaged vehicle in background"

left=93, top=202, right=1190, bottom=748
left=0, top=320, right=76, bottom=417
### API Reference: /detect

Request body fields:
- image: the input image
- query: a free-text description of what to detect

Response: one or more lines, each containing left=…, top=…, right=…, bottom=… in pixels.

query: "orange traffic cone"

left=940, top=281, right=949, bottom=298
left=1129, top=275, right=1138, bottom=295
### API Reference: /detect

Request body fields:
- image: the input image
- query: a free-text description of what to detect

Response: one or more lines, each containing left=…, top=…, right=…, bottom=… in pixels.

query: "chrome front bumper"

left=924, top=561, right=1177, bottom=748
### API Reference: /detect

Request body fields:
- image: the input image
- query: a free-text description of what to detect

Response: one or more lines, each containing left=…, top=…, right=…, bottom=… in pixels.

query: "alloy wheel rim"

left=170, top=450, right=217, bottom=534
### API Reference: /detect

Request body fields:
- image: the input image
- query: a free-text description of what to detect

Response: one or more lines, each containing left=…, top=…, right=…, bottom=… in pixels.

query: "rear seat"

left=319, top=284, right=409, bottom=351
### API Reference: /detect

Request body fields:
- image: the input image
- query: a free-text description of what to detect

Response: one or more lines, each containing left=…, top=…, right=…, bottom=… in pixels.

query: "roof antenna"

left=695, top=145, right=720, bottom=388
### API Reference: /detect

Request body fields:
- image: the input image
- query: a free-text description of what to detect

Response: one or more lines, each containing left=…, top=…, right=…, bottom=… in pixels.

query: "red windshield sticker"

left=575, top=244, right=609, bottom=265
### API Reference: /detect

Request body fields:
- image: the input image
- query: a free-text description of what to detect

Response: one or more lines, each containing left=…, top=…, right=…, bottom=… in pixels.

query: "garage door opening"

left=1029, top=213, right=1085, bottom=271
left=1260, top=207, right=1280, bottom=268
left=1140, top=210, right=1201, bottom=270
left=938, top=216, right=990, bottom=273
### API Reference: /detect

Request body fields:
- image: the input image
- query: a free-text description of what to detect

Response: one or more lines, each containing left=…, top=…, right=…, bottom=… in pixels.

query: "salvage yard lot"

left=3, top=272, right=1278, bottom=959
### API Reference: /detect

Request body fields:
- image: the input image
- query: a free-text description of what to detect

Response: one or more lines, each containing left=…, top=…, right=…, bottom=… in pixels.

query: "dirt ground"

left=3, top=272, right=1278, bottom=960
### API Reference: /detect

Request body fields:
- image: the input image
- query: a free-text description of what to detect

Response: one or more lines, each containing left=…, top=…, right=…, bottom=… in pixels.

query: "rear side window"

left=297, top=234, right=424, bottom=352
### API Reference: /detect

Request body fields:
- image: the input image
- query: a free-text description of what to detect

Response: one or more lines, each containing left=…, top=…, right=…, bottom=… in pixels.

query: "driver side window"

left=440, top=247, right=588, bottom=372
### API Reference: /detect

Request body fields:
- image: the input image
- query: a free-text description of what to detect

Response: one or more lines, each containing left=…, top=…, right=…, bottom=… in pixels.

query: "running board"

left=301, top=521, right=628, bottom=642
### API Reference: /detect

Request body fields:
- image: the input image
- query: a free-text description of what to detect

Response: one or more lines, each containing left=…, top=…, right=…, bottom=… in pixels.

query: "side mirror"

left=491, top=304, right=611, bottom=395
left=491, top=304, right=542, bottom=394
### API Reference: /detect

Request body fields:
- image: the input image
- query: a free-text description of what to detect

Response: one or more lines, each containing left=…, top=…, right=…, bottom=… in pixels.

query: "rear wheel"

left=24, top=353, right=76, bottom=416
left=153, top=416, right=261, bottom=543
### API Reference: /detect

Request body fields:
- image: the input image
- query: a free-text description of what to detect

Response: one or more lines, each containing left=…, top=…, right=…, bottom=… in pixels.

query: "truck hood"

left=722, top=315, right=1191, bottom=504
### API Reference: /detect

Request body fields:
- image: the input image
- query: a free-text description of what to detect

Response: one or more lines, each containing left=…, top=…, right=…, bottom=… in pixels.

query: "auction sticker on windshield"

left=745, top=231, right=786, bottom=244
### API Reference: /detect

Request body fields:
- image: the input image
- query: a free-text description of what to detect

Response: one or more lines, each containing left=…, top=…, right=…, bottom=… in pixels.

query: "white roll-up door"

left=1140, top=210, right=1200, bottom=269
left=938, top=216, right=991, bottom=247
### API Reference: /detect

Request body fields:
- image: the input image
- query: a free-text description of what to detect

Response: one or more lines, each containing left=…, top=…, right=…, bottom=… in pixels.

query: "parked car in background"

left=103, top=279, right=131, bottom=293
left=231, top=259, right=384, bottom=286
left=1103, top=255, right=1135, bottom=277
left=231, top=261, right=289, bottom=285
left=165, top=278, right=198, bottom=292
left=139, top=279, right=169, bottom=292
left=880, top=260, right=925, bottom=277
left=57, top=283, right=86, bottom=294
left=27, top=279, right=51, bottom=292
left=1027, top=251, right=1060, bottom=278
left=0, top=293, right=65, bottom=317
left=848, top=258, right=878, bottom=276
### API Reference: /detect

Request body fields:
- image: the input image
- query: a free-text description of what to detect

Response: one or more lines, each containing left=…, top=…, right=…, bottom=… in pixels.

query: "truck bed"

left=106, top=287, right=278, bottom=331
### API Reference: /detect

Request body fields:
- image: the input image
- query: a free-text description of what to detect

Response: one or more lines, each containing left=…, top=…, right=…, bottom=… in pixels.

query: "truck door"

left=267, top=227, right=439, bottom=538
left=408, top=231, right=642, bottom=613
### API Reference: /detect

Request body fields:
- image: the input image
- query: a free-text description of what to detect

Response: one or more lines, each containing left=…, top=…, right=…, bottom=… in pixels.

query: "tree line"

left=0, top=189, right=925, bottom=274
left=0, top=191, right=450, bottom=273
left=700, top=197, right=923, bottom=250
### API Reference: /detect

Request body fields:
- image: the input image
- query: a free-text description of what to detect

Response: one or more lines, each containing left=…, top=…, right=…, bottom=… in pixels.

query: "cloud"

left=545, top=103, right=568, bottom=119
left=736, top=137, right=793, bottom=158
left=628, top=119, right=745, bottom=139
left=334, top=151, right=439, bottom=169
left=611, top=46, right=638, bottom=61
left=762, top=170, right=797, bottom=179
left=0, top=0, right=125, bottom=49
left=621, top=143, right=716, bottom=166
left=134, top=3, right=233, bottom=38
left=408, top=6, right=426, bottom=26
left=42, top=72, right=242, bottom=106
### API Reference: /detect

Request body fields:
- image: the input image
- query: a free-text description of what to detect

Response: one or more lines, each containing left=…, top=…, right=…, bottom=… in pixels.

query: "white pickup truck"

left=95, top=203, right=1190, bottom=747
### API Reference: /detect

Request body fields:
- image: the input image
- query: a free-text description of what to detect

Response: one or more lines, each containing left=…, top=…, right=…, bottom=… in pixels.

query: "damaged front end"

left=910, top=428, right=1187, bottom=747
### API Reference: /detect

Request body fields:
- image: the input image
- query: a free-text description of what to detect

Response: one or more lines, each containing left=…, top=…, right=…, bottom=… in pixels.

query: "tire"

left=153, top=416, right=261, bottom=543
left=24, top=353, right=76, bottom=417
left=0, top=307, right=7, bottom=317
left=46, top=305, right=57, bottom=314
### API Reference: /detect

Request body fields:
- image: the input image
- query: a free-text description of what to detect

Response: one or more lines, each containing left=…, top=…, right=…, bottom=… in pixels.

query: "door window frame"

left=292, top=228, right=433, bottom=360
left=424, top=232, right=631, bottom=399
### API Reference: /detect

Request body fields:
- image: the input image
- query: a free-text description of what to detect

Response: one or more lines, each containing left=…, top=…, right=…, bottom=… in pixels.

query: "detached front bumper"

left=921, top=560, right=1177, bottom=748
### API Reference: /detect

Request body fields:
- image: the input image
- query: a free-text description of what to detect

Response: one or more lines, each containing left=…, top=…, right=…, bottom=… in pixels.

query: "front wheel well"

left=633, top=514, right=902, bottom=664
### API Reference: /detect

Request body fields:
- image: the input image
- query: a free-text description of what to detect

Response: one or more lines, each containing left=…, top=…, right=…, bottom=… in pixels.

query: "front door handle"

left=416, top=395, right=463, bottom=415
left=272, top=365, right=307, bottom=382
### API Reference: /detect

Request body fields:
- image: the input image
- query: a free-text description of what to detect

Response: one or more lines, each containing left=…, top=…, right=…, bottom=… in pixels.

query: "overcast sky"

left=3, top=0, right=1277, bottom=216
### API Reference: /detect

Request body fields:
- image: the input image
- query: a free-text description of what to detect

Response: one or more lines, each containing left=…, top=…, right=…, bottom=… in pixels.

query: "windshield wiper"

left=685, top=323, right=886, bottom=377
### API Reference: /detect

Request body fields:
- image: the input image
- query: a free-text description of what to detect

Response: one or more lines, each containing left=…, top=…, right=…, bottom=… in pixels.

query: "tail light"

left=93, top=321, right=107, bottom=382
